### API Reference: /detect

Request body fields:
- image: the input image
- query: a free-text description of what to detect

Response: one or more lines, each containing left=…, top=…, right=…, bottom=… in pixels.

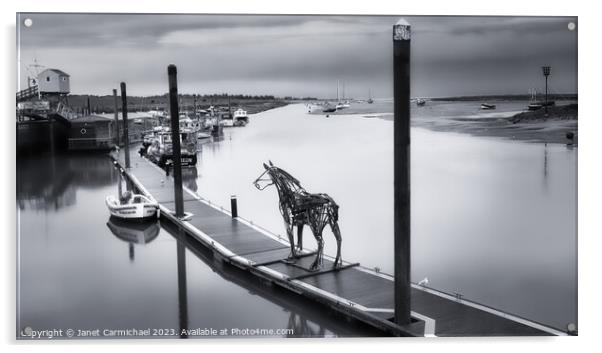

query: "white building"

left=37, top=68, right=70, bottom=94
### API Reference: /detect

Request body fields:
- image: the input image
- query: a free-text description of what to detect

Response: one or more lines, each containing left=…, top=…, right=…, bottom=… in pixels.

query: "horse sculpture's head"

left=253, top=161, right=275, bottom=190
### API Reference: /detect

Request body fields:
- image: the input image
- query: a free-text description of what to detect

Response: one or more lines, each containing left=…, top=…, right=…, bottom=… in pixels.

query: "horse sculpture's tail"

left=319, top=193, right=342, bottom=270
left=324, top=194, right=339, bottom=222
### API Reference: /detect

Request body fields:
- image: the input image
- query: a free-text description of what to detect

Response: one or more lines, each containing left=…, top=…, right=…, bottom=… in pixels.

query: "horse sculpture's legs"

left=296, top=224, right=304, bottom=251
left=284, top=220, right=298, bottom=260
left=330, top=221, right=343, bottom=268
left=309, top=232, right=324, bottom=272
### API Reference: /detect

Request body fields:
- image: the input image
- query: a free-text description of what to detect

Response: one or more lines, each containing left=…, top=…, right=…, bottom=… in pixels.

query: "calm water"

left=17, top=101, right=577, bottom=336
left=194, top=103, right=577, bottom=331
left=16, top=155, right=377, bottom=339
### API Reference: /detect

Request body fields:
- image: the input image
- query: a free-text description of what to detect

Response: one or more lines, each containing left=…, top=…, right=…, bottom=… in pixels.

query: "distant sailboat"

left=321, top=82, right=337, bottom=113
left=528, top=88, right=543, bottom=111
left=335, top=80, right=350, bottom=110
left=367, top=89, right=374, bottom=104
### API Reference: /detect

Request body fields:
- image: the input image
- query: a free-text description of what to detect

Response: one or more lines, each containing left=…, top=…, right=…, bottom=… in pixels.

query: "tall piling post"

left=113, top=89, right=120, bottom=146
left=168, top=64, right=185, bottom=218
left=193, top=94, right=197, bottom=117
left=120, top=82, right=131, bottom=168
left=393, top=18, right=412, bottom=326
left=228, top=94, right=231, bottom=119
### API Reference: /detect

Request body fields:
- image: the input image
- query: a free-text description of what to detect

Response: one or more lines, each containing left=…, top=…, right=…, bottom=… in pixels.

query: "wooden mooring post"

left=168, top=64, right=185, bottom=218
left=120, top=82, right=131, bottom=169
left=230, top=195, right=238, bottom=218
left=393, top=18, right=411, bottom=326
left=113, top=89, right=120, bottom=146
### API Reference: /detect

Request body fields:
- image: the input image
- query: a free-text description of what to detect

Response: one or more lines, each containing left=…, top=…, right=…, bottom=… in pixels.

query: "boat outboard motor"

left=120, top=191, right=132, bottom=205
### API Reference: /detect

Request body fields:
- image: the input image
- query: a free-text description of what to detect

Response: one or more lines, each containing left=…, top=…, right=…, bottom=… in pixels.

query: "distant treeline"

left=188, top=93, right=277, bottom=100
left=431, top=94, right=578, bottom=102
left=283, top=96, right=319, bottom=101
left=63, top=93, right=294, bottom=113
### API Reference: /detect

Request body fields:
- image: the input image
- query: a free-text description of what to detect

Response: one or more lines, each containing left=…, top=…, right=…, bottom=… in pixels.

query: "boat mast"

left=530, top=88, right=537, bottom=102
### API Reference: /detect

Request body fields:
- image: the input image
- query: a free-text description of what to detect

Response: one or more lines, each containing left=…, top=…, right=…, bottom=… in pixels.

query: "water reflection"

left=106, top=216, right=160, bottom=261
left=17, top=154, right=119, bottom=211
left=543, top=143, right=548, bottom=190
left=182, top=167, right=199, bottom=192
left=285, top=312, right=326, bottom=338
left=177, top=239, right=189, bottom=338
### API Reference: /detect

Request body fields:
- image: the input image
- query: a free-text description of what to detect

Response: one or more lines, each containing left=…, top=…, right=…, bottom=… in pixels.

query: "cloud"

left=18, top=14, right=320, bottom=48
left=157, top=19, right=389, bottom=47
left=17, top=14, right=577, bottom=97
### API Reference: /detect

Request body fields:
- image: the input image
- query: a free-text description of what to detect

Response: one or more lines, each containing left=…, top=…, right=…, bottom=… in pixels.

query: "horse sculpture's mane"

left=269, top=166, right=305, bottom=195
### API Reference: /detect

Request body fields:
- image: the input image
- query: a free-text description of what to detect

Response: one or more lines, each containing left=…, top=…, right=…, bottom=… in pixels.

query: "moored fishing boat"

left=220, top=111, right=234, bottom=127
left=146, top=127, right=198, bottom=167
left=233, top=108, right=249, bottom=126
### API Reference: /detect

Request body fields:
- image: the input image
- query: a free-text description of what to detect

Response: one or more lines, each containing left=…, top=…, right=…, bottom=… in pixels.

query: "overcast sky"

left=17, top=14, right=577, bottom=98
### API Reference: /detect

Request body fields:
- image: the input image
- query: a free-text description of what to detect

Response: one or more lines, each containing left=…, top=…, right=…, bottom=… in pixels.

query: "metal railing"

left=16, top=86, right=39, bottom=102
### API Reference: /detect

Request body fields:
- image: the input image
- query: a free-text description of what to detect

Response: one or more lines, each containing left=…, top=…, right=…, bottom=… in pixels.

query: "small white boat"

left=106, top=193, right=159, bottom=220
left=334, top=80, right=351, bottom=110
left=335, top=101, right=350, bottom=110
left=480, top=103, right=496, bottom=110
left=306, top=103, right=323, bottom=113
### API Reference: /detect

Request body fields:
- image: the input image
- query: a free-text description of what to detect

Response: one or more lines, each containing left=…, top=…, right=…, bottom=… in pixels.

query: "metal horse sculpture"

left=253, top=161, right=342, bottom=271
